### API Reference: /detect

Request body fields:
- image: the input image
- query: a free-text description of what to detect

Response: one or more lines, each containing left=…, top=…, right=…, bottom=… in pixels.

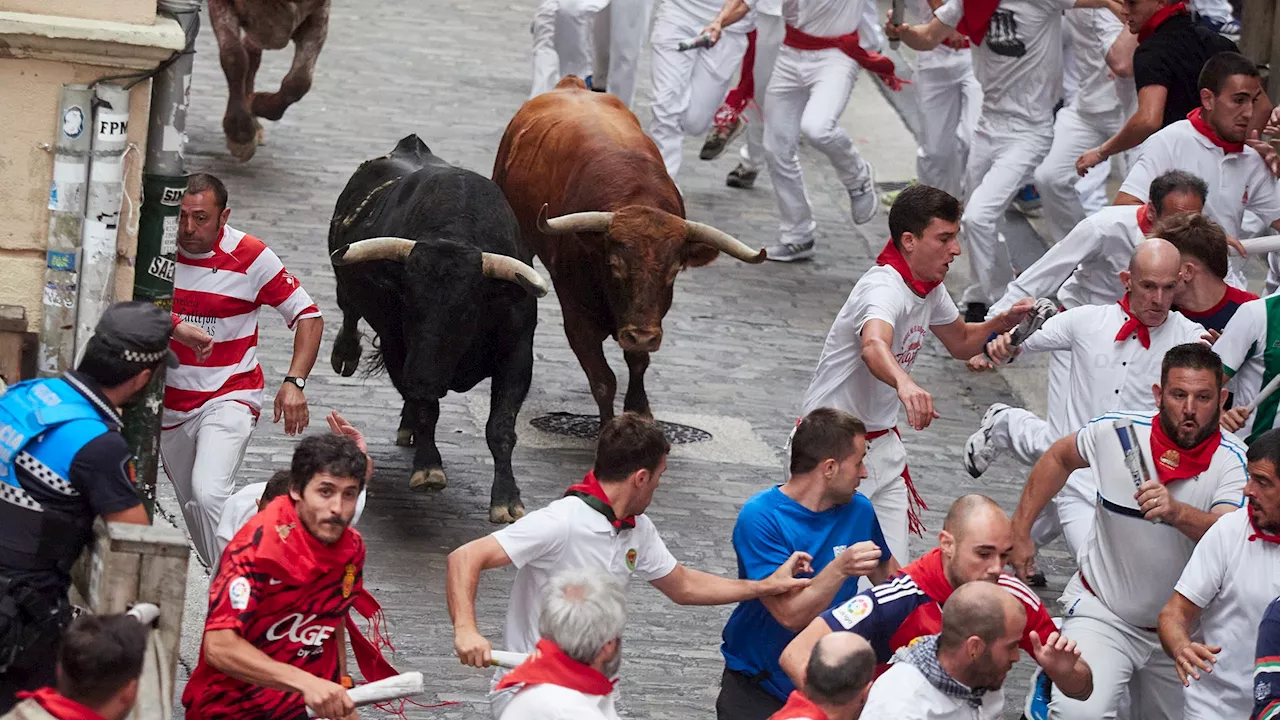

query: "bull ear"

left=683, top=242, right=720, bottom=268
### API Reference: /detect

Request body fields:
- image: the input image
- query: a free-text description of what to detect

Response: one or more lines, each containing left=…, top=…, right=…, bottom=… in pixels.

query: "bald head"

left=805, top=632, right=876, bottom=706
left=938, top=582, right=1025, bottom=652
left=1123, top=238, right=1182, bottom=329
left=942, top=494, right=1009, bottom=542
left=1129, top=238, right=1181, bottom=275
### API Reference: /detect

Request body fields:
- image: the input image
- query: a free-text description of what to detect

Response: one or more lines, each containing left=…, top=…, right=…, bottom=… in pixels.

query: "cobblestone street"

left=163, top=0, right=1071, bottom=716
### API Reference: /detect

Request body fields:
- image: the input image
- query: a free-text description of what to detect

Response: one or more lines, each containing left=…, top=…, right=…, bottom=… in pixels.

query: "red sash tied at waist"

left=783, top=25, right=909, bottom=91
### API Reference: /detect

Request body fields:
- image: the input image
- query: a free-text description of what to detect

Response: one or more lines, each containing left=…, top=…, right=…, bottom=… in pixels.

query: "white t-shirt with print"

left=934, top=0, right=1076, bottom=126
left=800, top=265, right=960, bottom=432
left=1175, top=508, right=1280, bottom=720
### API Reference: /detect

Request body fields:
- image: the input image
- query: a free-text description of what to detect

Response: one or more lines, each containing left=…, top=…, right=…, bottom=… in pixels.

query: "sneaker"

left=1013, top=183, right=1042, bottom=215
left=1023, top=666, right=1053, bottom=720
left=849, top=164, right=878, bottom=225
left=584, top=74, right=605, bottom=93
left=879, top=179, right=917, bottom=208
left=1009, top=298, right=1059, bottom=345
left=1199, top=15, right=1241, bottom=40
left=764, top=240, right=815, bottom=262
left=700, top=105, right=745, bottom=161
left=964, top=302, right=988, bottom=324
left=1028, top=571, right=1048, bottom=588
left=726, top=163, right=758, bottom=189
left=964, top=402, right=1011, bottom=478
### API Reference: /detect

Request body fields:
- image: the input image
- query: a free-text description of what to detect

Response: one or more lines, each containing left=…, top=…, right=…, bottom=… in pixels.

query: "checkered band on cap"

left=122, top=349, right=166, bottom=364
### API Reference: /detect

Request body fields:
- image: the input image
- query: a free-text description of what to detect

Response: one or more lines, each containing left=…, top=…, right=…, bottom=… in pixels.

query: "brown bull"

left=208, top=0, right=329, bottom=161
left=492, top=76, right=765, bottom=423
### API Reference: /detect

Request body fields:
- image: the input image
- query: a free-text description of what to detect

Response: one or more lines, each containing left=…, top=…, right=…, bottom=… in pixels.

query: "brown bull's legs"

left=565, top=320, right=617, bottom=423
left=209, top=0, right=261, bottom=160
left=251, top=4, right=329, bottom=121
left=622, top=350, right=652, bottom=417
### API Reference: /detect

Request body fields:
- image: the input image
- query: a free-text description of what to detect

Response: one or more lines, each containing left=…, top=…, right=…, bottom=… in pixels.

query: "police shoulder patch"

left=228, top=576, right=251, bottom=610
left=831, top=594, right=874, bottom=629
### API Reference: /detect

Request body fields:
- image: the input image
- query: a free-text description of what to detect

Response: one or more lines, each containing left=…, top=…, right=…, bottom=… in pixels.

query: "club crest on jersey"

left=831, top=595, right=873, bottom=629
left=1160, top=449, right=1180, bottom=469
left=342, top=564, right=356, bottom=598
left=625, top=548, right=637, bottom=571
left=276, top=522, right=296, bottom=542
left=229, top=576, right=251, bottom=610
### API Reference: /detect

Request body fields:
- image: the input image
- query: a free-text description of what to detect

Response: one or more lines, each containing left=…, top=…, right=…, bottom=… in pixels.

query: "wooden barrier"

left=71, top=520, right=189, bottom=719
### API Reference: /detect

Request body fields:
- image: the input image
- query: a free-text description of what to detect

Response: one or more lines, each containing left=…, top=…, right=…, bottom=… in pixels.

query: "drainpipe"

left=123, top=0, right=199, bottom=518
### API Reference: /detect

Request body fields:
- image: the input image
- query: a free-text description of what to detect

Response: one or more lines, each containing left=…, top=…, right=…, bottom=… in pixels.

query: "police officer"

left=0, top=302, right=173, bottom=711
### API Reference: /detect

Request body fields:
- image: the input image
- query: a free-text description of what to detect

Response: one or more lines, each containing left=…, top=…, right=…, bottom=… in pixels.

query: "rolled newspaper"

left=306, top=671, right=424, bottom=717
left=1247, top=372, right=1280, bottom=413
left=890, top=0, right=904, bottom=49
left=1113, top=419, right=1160, bottom=524
left=490, top=650, right=530, bottom=669
left=678, top=32, right=715, bottom=51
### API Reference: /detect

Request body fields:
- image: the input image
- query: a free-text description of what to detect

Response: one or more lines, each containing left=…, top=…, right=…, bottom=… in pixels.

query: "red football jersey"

left=183, top=497, right=365, bottom=720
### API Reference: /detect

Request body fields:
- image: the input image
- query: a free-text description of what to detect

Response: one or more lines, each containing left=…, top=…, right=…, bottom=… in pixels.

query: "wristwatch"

left=283, top=376, right=307, bottom=390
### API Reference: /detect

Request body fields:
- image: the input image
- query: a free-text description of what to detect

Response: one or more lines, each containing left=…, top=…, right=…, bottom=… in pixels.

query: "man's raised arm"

left=649, top=552, right=813, bottom=605
left=1009, top=434, right=1090, bottom=578
left=446, top=535, right=514, bottom=668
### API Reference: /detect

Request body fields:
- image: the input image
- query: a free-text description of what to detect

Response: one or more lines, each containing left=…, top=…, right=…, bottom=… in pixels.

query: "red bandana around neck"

left=877, top=239, right=940, bottom=298
left=1147, top=418, right=1221, bottom=484
left=1187, top=108, right=1244, bottom=154
left=1138, top=1, right=1187, bottom=42
left=1137, top=204, right=1155, bottom=235
left=1115, top=294, right=1152, bottom=349
left=783, top=26, right=908, bottom=91
left=16, top=688, right=106, bottom=720
left=565, top=470, right=636, bottom=529
left=904, top=548, right=955, bottom=601
left=494, top=638, right=617, bottom=696
left=771, top=691, right=832, bottom=720
left=1248, top=505, right=1280, bottom=544
left=953, top=0, right=1000, bottom=45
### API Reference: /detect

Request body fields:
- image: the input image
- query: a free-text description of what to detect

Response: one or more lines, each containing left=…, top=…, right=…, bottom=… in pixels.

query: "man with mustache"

left=1008, top=342, right=1247, bottom=720
left=1157, top=428, right=1280, bottom=720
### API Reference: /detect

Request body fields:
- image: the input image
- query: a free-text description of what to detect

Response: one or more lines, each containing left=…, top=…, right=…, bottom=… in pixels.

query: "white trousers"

left=584, top=0, right=652, bottom=108
left=739, top=14, right=785, bottom=172
left=649, top=7, right=749, bottom=178
left=161, top=400, right=257, bottom=568
left=1051, top=575, right=1183, bottom=720
left=530, top=0, right=595, bottom=98
left=1033, top=106, right=1124, bottom=243
left=763, top=46, right=870, bottom=245
left=862, top=431, right=911, bottom=565
left=960, top=115, right=1054, bottom=305
left=914, top=49, right=982, bottom=199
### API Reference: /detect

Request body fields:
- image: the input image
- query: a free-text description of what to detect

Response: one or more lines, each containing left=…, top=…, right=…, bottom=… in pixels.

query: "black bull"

left=328, top=135, right=546, bottom=523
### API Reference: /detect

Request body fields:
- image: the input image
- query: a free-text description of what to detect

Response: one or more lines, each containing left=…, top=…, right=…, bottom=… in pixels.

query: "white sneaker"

left=849, top=164, right=879, bottom=225
left=964, top=403, right=1011, bottom=478
left=764, top=240, right=815, bottom=262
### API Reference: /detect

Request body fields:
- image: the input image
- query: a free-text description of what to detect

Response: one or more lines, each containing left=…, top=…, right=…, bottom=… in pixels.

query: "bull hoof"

left=330, top=335, right=361, bottom=377
left=226, top=124, right=265, bottom=162
left=409, top=468, right=447, bottom=491
left=489, top=503, right=526, bottom=524
left=394, top=428, right=415, bottom=447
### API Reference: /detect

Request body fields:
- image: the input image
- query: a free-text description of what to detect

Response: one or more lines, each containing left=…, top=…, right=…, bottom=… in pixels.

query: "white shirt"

left=1019, top=304, right=1206, bottom=437
left=213, top=481, right=368, bottom=565
left=861, top=661, right=1004, bottom=719
left=1213, top=295, right=1280, bottom=443
left=1175, top=508, right=1280, bottom=720
left=1074, top=411, right=1247, bottom=628
left=934, top=0, right=1076, bottom=127
left=799, top=265, right=960, bottom=432
left=989, top=205, right=1144, bottom=317
left=1120, top=120, right=1280, bottom=288
left=492, top=496, right=678, bottom=679
left=1063, top=7, right=1123, bottom=116
left=781, top=0, right=868, bottom=38
left=501, top=683, right=619, bottom=720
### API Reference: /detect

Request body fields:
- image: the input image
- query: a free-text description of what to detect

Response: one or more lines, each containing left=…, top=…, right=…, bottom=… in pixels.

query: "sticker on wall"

left=95, top=112, right=129, bottom=141
left=161, top=216, right=178, bottom=255
left=62, top=106, right=85, bottom=140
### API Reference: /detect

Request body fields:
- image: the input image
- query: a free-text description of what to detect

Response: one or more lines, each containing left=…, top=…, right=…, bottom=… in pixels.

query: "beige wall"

left=0, top=0, right=156, bottom=26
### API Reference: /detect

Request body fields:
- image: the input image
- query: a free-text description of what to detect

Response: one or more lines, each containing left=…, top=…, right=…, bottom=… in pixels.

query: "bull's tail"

left=362, top=335, right=388, bottom=378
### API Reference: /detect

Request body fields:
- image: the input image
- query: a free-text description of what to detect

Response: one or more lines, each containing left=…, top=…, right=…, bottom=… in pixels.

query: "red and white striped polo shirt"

left=164, top=225, right=321, bottom=427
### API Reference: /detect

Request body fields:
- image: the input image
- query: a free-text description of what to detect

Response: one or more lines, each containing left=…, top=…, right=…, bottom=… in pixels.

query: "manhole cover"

left=530, top=413, right=712, bottom=444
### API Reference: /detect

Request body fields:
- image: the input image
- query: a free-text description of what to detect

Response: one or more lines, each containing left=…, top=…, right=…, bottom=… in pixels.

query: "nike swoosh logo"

left=268, top=579, right=282, bottom=586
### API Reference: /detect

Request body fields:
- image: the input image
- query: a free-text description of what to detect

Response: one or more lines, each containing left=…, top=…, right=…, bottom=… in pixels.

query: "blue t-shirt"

left=720, top=486, right=889, bottom=701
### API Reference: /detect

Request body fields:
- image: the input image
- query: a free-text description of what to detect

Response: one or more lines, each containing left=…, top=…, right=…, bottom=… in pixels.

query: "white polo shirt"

left=502, top=683, right=619, bottom=720
left=990, top=205, right=1144, bottom=317
left=1018, top=303, right=1206, bottom=437
left=1213, top=295, right=1280, bottom=444
left=861, top=659, right=1004, bottom=719
left=1063, top=6, right=1124, bottom=117
left=934, top=0, right=1076, bottom=127
left=1174, top=508, right=1280, bottom=720
left=800, top=265, right=959, bottom=432
left=1119, top=119, right=1280, bottom=289
left=781, top=0, right=867, bottom=37
left=1074, top=412, right=1247, bottom=629
left=492, top=496, right=678, bottom=663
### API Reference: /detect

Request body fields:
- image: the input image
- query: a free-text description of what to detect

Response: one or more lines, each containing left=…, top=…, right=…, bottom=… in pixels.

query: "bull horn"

left=481, top=253, right=550, bottom=298
left=330, top=236, right=416, bottom=265
left=536, top=203, right=614, bottom=235
left=684, top=220, right=767, bottom=264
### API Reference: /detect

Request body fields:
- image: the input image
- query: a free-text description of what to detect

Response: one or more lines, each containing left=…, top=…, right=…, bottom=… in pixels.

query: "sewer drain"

left=530, top=412, right=712, bottom=444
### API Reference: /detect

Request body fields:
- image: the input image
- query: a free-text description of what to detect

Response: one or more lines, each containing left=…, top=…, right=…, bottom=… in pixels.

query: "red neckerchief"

left=16, top=688, right=105, bottom=720
left=1187, top=108, right=1244, bottom=154
left=1138, top=2, right=1187, bottom=42
left=254, top=497, right=399, bottom=682
left=770, top=691, right=831, bottom=720
left=1115, top=294, right=1152, bottom=349
left=952, top=0, right=1000, bottom=45
left=1148, top=418, right=1221, bottom=484
left=905, top=548, right=954, bottom=601
left=1249, top=505, right=1280, bottom=544
left=493, top=638, right=617, bottom=696
left=565, top=470, right=635, bottom=529
left=784, top=26, right=908, bottom=91
left=1137, top=204, right=1155, bottom=235
left=876, top=239, right=940, bottom=298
